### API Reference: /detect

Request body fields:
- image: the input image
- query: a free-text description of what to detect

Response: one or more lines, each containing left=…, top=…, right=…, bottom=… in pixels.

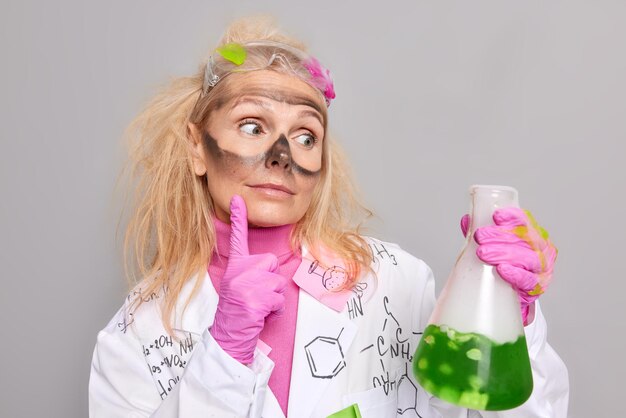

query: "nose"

left=264, top=135, right=292, bottom=170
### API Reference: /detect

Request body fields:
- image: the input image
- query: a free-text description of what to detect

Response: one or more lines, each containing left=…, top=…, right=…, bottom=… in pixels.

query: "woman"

left=89, top=17, right=568, bottom=418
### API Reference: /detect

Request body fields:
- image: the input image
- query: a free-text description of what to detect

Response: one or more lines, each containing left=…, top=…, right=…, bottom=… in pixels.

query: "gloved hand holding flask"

left=461, top=207, right=558, bottom=325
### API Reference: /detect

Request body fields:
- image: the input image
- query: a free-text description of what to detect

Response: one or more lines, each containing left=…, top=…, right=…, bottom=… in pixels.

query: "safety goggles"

left=202, top=40, right=336, bottom=106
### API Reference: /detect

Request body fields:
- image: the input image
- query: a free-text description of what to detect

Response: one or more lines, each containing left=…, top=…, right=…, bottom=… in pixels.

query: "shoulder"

left=90, top=276, right=211, bottom=410
left=362, top=236, right=434, bottom=280
left=96, top=279, right=168, bottom=343
left=353, top=237, right=436, bottom=340
left=356, top=236, right=435, bottom=316
left=98, top=271, right=216, bottom=342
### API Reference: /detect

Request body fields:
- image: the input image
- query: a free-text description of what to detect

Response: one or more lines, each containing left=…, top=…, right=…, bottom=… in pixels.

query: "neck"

left=213, top=217, right=296, bottom=257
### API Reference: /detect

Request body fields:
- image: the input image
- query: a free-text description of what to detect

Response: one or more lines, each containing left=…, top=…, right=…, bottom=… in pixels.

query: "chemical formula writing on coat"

left=359, top=295, right=414, bottom=396
left=126, top=286, right=164, bottom=304
left=118, top=285, right=168, bottom=334
left=369, top=242, right=398, bottom=266
left=346, top=282, right=368, bottom=320
left=117, top=312, right=134, bottom=334
left=373, top=358, right=398, bottom=395
left=304, top=328, right=347, bottom=379
left=141, top=331, right=196, bottom=400
left=377, top=296, right=412, bottom=361
left=156, top=376, right=181, bottom=400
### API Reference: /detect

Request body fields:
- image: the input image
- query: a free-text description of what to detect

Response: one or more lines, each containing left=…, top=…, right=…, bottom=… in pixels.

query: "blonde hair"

left=122, top=16, right=373, bottom=334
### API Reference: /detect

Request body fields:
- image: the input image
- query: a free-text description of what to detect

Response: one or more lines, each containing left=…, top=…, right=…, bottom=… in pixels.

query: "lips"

left=249, top=183, right=295, bottom=195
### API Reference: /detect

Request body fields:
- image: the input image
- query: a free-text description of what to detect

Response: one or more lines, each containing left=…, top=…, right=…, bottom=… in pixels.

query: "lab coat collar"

left=172, top=271, right=218, bottom=335
left=169, top=246, right=364, bottom=418
left=171, top=244, right=352, bottom=335
left=293, top=244, right=354, bottom=312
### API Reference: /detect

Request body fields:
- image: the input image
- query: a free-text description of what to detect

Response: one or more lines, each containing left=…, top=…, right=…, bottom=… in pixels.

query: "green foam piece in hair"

left=215, top=43, right=247, bottom=66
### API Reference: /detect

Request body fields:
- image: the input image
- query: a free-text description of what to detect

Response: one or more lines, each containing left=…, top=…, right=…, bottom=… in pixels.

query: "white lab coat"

left=89, top=238, right=569, bottom=417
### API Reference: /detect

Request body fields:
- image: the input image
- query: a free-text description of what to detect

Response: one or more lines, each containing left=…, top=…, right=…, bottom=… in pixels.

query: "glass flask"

left=413, top=185, right=533, bottom=411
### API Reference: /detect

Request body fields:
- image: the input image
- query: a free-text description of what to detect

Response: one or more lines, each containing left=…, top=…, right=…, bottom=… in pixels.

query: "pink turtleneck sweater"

left=208, top=218, right=301, bottom=416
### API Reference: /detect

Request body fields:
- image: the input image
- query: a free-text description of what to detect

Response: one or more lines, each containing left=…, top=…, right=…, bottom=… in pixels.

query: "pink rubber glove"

left=461, top=208, right=558, bottom=325
left=209, top=195, right=287, bottom=364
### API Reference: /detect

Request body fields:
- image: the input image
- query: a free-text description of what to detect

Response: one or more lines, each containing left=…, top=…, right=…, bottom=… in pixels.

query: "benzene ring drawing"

left=304, top=328, right=346, bottom=379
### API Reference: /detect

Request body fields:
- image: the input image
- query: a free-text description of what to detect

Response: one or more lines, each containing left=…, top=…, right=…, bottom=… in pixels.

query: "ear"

left=187, top=122, right=208, bottom=176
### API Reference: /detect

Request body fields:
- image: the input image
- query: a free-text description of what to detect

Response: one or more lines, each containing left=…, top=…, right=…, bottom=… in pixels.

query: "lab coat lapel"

left=287, top=290, right=358, bottom=418
left=173, top=271, right=218, bottom=334
left=261, top=387, right=284, bottom=418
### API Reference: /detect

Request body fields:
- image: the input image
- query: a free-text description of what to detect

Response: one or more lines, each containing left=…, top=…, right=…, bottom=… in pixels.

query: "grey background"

left=1, top=1, right=624, bottom=417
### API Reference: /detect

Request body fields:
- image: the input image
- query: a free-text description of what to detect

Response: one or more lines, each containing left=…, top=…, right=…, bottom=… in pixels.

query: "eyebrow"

left=297, top=109, right=323, bottom=126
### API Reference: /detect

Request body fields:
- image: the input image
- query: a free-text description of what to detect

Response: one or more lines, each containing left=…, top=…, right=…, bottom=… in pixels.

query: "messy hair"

left=122, top=16, right=373, bottom=334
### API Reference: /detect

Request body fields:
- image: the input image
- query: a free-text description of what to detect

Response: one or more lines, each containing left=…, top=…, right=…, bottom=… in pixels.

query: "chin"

left=246, top=202, right=302, bottom=228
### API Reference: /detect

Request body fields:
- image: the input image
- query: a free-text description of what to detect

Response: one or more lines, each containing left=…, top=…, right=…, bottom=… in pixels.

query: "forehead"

left=220, top=70, right=326, bottom=118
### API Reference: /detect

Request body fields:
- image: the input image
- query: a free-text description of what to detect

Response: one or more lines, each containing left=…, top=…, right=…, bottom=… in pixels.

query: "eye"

left=238, top=120, right=264, bottom=136
left=294, top=132, right=318, bottom=149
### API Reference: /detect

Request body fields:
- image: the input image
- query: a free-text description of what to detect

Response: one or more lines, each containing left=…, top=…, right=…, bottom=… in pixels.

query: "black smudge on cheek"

left=201, top=131, right=265, bottom=173
left=292, top=160, right=321, bottom=177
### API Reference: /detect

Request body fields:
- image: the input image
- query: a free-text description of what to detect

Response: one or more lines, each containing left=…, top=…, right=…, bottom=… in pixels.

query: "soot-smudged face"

left=189, top=70, right=326, bottom=227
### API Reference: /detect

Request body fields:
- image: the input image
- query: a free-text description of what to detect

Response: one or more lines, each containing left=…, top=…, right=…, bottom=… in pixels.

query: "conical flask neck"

left=468, top=185, right=519, bottom=233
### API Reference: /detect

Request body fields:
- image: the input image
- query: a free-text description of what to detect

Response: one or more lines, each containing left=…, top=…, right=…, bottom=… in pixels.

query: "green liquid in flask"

left=413, top=324, right=533, bottom=411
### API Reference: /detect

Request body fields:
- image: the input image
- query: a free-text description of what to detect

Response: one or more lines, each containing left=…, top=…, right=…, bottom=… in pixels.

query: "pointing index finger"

left=229, top=195, right=249, bottom=257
